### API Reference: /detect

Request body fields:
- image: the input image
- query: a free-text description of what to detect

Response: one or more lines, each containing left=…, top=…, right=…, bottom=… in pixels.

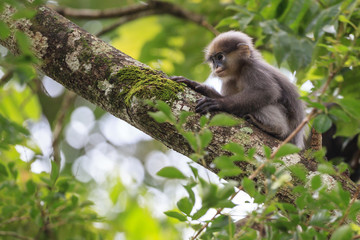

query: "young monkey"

left=171, top=31, right=305, bottom=148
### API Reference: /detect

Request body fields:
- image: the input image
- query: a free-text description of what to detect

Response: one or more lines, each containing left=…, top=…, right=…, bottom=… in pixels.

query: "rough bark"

left=0, top=6, right=358, bottom=203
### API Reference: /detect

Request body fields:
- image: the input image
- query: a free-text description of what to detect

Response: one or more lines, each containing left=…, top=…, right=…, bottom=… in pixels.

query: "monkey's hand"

left=195, top=97, right=223, bottom=114
left=170, top=76, right=210, bottom=96
left=170, top=76, right=221, bottom=98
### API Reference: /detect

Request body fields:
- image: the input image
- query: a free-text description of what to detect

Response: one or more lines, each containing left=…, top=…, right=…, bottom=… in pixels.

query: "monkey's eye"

left=216, top=53, right=224, bottom=61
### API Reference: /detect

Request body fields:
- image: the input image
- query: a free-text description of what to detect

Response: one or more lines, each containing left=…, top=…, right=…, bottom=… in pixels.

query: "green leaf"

left=263, top=145, right=271, bottom=159
left=313, top=114, right=332, bottom=133
left=218, top=181, right=236, bottom=199
left=110, top=182, right=122, bottom=204
left=242, top=177, right=256, bottom=198
left=15, top=31, right=32, bottom=55
left=71, top=195, right=79, bottom=206
left=164, top=210, right=187, bottom=222
left=156, top=166, right=186, bottom=179
left=155, top=100, right=174, bottom=121
left=189, top=165, right=198, bottom=178
left=337, top=98, right=360, bottom=119
left=218, top=168, right=242, bottom=178
left=272, top=31, right=291, bottom=66
left=216, top=16, right=239, bottom=29
left=13, top=9, right=37, bottom=19
left=0, top=88, right=41, bottom=125
left=223, top=142, right=245, bottom=156
left=330, top=225, right=353, bottom=240
left=179, top=111, right=193, bottom=126
left=311, top=175, right=322, bottom=190
left=199, top=115, right=209, bottom=128
left=199, top=129, right=212, bottom=149
left=274, top=143, right=301, bottom=158
left=214, top=199, right=236, bottom=208
left=329, top=108, right=351, bottom=122
left=211, top=215, right=231, bottom=230
left=310, top=4, right=340, bottom=40
left=192, top=207, right=208, bottom=220
left=148, top=111, right=169, bottom=123
left=288, top=164, right=307, bottom=182
left=0, top=20, right=10, bottom=40
left=0, top=163, right=8, bottom=177
left=348, top=201, right=360, bottom=221
left=317, top=163, right=336, bottom=175
left=80, top=200, right=94, bottom=207
left=309, top=210, right=330, bottom=227
left=184, top=183, right=196, bottom=204
left=182, top=132, right=198, bottom=151
left=209, top=113, right=240, bottom=127
left=177, top=197, right=193, bottom=215
left=26, top=180, right=36, bottom=195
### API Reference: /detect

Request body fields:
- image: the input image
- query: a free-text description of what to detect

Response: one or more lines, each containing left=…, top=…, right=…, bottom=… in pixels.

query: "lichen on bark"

left=112, top=66, right=185, bottom=105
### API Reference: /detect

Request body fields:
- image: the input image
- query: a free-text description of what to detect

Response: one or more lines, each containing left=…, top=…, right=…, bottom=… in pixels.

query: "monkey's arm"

left=196, top=83, right=281, bottom=116
left=171, top=76, right=222, bottom=98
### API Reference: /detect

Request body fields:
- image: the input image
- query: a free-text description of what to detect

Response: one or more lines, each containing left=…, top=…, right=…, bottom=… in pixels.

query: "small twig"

left=0, top=231, right=33, bottom=240
left=0, top=70, right=14, bottom=86
left=0, top=216, right=29, bottom=227
left=52, top=90, right=77, bottom=165
left=271, top=108, right=318, bottom=158
left=97, top=11, right=154, bottom=36
left=338, top=184, right=360, bottom=226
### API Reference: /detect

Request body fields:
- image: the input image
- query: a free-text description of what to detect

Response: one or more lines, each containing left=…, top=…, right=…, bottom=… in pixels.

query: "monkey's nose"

left=215, top=67, right=225, bottom=75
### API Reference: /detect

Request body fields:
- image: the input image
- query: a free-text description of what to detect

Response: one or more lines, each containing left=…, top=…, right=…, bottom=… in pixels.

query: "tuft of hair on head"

left=204, top=31, right=257, bottom=60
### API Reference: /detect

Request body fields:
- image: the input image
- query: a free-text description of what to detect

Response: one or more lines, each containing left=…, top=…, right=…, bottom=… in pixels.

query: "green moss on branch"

left=114, top=66, right=184, bottom=105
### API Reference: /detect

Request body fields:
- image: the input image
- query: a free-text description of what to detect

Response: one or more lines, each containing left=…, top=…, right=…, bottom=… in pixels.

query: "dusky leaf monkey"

left=171, top=31, right=305, bottom=148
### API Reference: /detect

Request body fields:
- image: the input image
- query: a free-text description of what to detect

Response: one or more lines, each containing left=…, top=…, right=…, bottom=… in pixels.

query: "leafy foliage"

left=1, top=0, right=360, bottom=239
left=150, top=99, right=360, bottom=239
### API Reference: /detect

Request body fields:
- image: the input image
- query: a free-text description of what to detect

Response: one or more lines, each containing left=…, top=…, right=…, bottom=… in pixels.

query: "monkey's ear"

left=237, top=43, right=251, bottom=58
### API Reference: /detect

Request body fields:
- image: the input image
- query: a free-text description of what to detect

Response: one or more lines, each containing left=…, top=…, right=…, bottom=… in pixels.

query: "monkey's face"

left=207, top=48, right=248, bottom=78
left=208, top=52, right=227, bottom=77
left=206, top=32, right=252, bottom=78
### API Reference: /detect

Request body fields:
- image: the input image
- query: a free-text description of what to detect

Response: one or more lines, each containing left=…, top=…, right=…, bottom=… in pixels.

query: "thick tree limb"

left=0, top=6, right=358, bottom=205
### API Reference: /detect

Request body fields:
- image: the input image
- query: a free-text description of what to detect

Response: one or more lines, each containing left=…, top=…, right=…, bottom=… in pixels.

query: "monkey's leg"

left=246, top=105, right=290, bottom=140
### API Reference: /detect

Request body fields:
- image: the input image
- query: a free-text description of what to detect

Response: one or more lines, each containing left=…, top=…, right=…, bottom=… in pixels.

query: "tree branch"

left=52, top=0, right=219, bottom=36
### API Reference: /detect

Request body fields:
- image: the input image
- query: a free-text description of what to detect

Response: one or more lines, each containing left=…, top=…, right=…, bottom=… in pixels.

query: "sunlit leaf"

left=148, top=111, right=169, bottom=123
left=311, top=175, right=322, bottom=190
left=177, top=197, right=193, bottom=215
left=317, top=163, right=336, bottom=175
left=164, top=210, right=187, bottom=222
left=242, top=177, right=256, bottom=197
left=274, top=143, right=300, bottom=158
left=199, top=129, right=212, bottom=149
left=156, top=166, right=186, bottom=179
left=209, top=113, right=240, bottom=127
left=288, top=164, right=307, bottom=182
left=330, top=225, right=353, bottom=240
left=337, top=98, right=360, bottom=119
left=313, top=114, right=332, bottom=133
left=192, top=207, right=208, bottom=220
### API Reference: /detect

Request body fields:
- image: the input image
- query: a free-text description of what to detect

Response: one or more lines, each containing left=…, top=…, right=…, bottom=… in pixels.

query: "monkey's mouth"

left=215, top=68, right=225, bottom=75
